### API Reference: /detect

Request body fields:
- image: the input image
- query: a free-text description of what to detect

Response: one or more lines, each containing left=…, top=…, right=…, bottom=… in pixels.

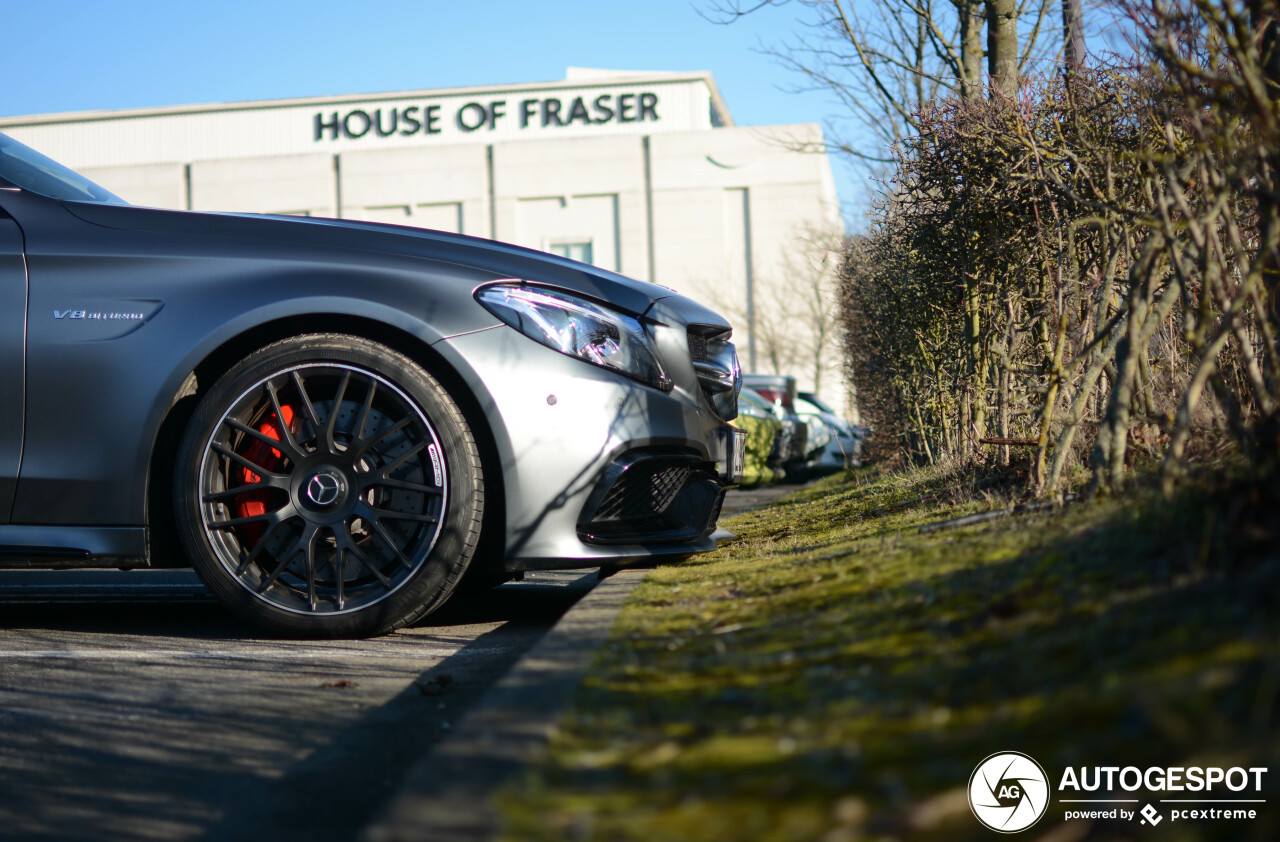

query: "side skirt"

left=0, top=525, right=148, bottom=569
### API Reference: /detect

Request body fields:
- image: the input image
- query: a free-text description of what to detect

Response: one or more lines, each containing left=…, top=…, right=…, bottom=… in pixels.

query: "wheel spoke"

left=224, top=417, right=303, bottom=464
left=344, top=538, right=393, bottom=587
left=378, top=440, right=429, bottom=478
left=354, top=379, right=377, bottom=442
left=351, top=417, right=412, bottom=460
left=305, top=527, right=321, bottom=612
left=291, top=371, right=324, bottom=432
left=208, top=511, right=276, bottom=530
left=258, top=522, right=317, bottom=594
left=256, top=548, right=298, bottom=595
left=264, top=379, right=307, bottom=457
left=211, top=442, right=286, bottom=481
left=363, top=512, right=414, bottom=570
left=321, top=371, right=352, bottom=453
left=333, top=547, right=346, bottom=611
left=235, top=516, right=288, bottom=575
left=203, top=480, right=275, bottom=503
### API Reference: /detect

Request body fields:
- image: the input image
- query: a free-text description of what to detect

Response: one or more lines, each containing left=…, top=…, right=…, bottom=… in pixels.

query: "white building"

left=0, top=69, right=848, bottom=411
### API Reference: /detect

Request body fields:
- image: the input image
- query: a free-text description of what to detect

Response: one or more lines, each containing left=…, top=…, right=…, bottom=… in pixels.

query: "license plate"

left=721, top=427, right=747, bottom=483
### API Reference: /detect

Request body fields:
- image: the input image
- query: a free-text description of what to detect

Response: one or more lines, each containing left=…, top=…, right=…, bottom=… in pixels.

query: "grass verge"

left=499, top=465, right=1280, bottom=841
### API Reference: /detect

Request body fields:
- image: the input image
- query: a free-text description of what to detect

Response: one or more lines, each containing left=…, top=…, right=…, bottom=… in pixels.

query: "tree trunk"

left=986, top=0, right=1019, bottom=99
left=965, top=265, right=988, bottom=446
left=959, top=0, right=985, bottom=101
left=1062, top=0, right=1085, bottom=70
left=999, top=362, right=1011, bottom=466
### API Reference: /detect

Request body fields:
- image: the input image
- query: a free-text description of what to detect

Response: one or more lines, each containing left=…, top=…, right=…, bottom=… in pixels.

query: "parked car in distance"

left=0, top=131, right=746, bottom=638
left=741, top=373, right=797, bottom=411
left=731, top=388, right=785, bottom=486
left=741, top=374, right=811, bottom=467
left=796, top=391, right=863, bottom=470
left=742, top=387, right=794, bottom=473
left=799, top=411, right=833, bottom=468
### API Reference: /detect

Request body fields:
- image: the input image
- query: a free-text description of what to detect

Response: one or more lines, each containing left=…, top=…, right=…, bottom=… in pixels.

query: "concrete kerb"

left=361, top=567, right=649, bottom=842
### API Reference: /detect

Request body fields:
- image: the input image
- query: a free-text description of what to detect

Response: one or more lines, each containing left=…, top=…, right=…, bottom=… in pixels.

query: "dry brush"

left=840, top=0, right=1280, bottom=493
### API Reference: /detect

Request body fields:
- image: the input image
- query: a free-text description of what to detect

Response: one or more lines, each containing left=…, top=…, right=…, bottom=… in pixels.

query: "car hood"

left=63, top=201, right=721, bottom=323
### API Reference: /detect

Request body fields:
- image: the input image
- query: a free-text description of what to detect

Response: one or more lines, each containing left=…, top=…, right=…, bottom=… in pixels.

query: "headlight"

left=476, top=284, right=672, bottom=391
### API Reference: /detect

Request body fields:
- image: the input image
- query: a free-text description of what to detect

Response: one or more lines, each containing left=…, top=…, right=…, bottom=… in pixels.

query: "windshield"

left=0, top=132, right=127, bottom=205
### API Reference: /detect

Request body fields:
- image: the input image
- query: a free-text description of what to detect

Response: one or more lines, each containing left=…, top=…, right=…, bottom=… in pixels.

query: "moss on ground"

left=499, top=465, right=1280, bottom=841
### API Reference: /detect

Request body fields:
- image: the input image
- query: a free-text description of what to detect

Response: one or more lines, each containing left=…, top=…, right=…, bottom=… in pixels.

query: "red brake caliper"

left=234, top=404, right=295, bottom=545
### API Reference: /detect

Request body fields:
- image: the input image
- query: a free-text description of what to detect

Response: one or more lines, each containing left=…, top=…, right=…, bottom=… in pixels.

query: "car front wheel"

left=174, top=334, right=483, bottom=637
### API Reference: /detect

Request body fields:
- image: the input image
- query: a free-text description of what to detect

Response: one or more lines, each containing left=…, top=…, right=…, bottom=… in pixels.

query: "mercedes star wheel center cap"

left=306, top=471, right=345, bottom=507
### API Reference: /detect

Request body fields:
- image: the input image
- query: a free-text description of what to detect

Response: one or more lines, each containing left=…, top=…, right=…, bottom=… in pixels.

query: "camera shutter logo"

left=969, top=752, right=1051, bottom=832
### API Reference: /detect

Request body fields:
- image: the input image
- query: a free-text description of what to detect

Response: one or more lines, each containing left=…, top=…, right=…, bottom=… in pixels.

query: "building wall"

left=342, top=144, right=487, bottom=234
left=2, top=74, right=850, bottom=415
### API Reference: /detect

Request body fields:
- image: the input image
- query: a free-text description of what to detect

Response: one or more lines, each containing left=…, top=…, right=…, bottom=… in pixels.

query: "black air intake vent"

left=579, top=452, right=725, bottom=544
left=593, top=462, right=692, bottom=523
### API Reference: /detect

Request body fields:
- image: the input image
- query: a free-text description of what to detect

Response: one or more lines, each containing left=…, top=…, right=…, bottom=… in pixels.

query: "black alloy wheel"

left=175, top=335, right=484, bottom=637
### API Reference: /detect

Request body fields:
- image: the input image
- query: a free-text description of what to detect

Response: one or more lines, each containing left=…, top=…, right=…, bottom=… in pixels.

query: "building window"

left=548, top=240, right=593, bottom=265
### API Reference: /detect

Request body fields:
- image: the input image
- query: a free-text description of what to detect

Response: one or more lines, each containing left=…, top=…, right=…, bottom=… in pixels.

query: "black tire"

left=174, top=334, right=483, bottom=637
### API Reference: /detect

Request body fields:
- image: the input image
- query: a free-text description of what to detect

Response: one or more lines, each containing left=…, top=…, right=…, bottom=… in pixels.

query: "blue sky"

left=0, top=0, right=1126, bottom=126
left=3, top=1, right=865, bottom=216
left=1, top=1, right=836, bottom=127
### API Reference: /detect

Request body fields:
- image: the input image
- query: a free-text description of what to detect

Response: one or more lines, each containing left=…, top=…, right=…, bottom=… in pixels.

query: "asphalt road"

left=0, top=485, right=793, bottom=842
left=0, top=568, right=596, bottom=842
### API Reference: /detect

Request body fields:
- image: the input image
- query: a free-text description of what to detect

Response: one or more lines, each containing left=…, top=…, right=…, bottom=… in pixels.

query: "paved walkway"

left=719, top=482, right=802, bottom=517
left=361, top=569, right=649, bottom=842
left=363, top=479, right=808, bottom=840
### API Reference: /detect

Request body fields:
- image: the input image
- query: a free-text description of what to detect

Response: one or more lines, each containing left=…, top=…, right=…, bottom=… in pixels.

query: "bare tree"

left=705, top=221, right=846, bottom=392
left=777, top=222, right=848, bottom=393
left=703, top=274, right=798, bottom=376
left=704, top=0, right=1058, bottom=169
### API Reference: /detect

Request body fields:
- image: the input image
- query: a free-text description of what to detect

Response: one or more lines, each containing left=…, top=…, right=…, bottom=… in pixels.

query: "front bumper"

left=434, top=323, right=739, bottom=570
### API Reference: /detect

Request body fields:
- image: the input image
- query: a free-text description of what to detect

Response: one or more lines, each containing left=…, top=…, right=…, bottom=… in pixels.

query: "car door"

left=0, top=199, right=25, bottom=521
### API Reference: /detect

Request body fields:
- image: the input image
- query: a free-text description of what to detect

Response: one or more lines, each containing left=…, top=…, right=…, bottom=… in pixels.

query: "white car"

left=796, top=392, right=863, bottom=469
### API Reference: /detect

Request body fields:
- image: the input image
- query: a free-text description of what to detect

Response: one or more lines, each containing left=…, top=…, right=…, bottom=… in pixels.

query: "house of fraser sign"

left=313, top=91, right=661, bottom=142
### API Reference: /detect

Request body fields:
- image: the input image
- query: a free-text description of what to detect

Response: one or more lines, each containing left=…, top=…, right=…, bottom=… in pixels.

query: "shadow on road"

left=0, top=570, right=592, bottom=638
left=0, top=572, right=597, bottom=842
